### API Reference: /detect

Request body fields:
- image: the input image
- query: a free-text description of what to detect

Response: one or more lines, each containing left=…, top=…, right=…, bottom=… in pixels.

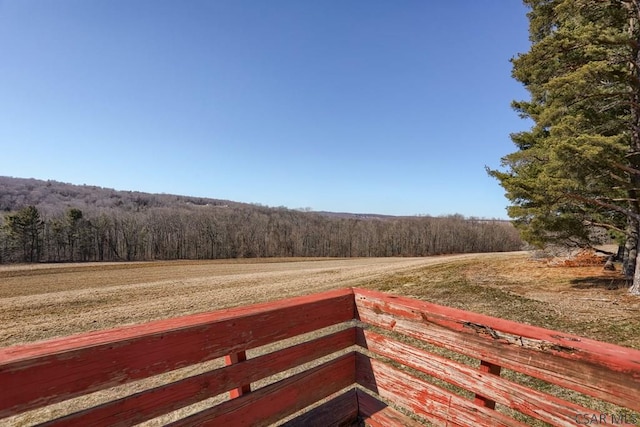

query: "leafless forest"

left=0, top=177, right=522, bottom=263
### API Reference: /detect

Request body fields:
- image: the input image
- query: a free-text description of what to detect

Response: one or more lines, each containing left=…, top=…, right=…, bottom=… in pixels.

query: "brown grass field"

left=1, top=251, right=639, bottom=349
left=2, top=251, right=640, bottom=426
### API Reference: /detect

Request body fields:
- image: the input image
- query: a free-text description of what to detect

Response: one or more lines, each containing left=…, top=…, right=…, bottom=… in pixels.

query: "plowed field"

left=1, top=254, right=513, bottom=346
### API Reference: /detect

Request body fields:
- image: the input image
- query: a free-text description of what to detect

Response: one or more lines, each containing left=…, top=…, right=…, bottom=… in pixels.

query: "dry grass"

left=363, top=253, right=640, bottom=349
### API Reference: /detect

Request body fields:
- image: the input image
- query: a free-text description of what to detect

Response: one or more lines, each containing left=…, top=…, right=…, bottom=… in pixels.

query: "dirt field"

left=2, top=251, right=639, bottom=349
left=0, top=254, right=501, bottom=347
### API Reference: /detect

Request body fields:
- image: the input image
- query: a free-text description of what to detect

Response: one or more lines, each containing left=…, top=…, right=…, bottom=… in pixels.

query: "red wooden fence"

left=1, top=287, right=639, bottom=426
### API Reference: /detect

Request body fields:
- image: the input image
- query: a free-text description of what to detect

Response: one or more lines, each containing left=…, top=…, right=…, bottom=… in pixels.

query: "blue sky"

left=0, top=1, right=531, bottom=218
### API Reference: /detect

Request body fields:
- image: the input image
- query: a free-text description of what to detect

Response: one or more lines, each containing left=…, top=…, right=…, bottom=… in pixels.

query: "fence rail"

left=1, top=287, right=639, bottom=426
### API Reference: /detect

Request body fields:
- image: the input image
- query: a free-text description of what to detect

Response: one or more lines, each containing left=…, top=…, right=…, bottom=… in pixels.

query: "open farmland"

left=3, top=252, right=640, bottom=426
left=2, top=251, right=640, bottom=350
left=0, top=254, right=505, bottom=347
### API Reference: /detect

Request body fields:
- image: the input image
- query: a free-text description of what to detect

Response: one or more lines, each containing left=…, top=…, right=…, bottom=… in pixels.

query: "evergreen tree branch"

left=583, top=221, right=627, bottom=234
left=567, top=193, right=640, bottom=222
left=613, top=162, right=640, bottom=175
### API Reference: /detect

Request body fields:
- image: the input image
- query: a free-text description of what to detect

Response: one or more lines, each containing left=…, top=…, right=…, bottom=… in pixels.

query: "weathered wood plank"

left=224, top=351, right=250, bottom=398
left=474, top=360, right=501, bottom=409
left=354, top=288, right=640, bottom=411
left=0, top=288, right=354, bottom=418
left=356, top=353, right=528, bottom=427
left=356, top=389, right=424, bottom=427
left=281, top=388, right=359, bottom=427
left=4, top=287, right=639, bottom=426
left=357, top=328, right=594, bottom=427
left=167, top=352, right=357, bottom=427
left=41, top=328, right=355, bottom=427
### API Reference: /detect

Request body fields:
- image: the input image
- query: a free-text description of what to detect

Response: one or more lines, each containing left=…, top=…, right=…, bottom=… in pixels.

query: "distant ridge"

left=0, top=176, right=246, bottom=213
left=0, top=176, right=402, bottom=217
left=1, top=176, right=509, bottom=220
left=0, top=176, right=511, bottom=222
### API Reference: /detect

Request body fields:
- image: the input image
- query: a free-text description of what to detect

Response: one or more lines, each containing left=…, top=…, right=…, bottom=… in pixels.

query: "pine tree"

left=489, top=0, right=640, bottom=294
left=4, top=205, right=44, bottom=262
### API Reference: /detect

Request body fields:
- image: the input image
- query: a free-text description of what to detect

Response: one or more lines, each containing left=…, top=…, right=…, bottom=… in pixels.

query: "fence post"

left=224, top=351, right=251, bottom=398
left=473, top=360, right=501, bottom=409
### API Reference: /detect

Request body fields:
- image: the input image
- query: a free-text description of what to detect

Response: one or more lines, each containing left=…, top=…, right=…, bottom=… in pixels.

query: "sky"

left=0, top=1, right=532, bottom=219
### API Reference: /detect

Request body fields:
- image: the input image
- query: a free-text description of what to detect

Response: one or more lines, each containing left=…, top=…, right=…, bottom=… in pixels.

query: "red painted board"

left=353, top=288, right=640, bottom=373
left=474, top=360, right=501, bottom=409
left=42, top=328, right=355, bottom=427
left=354, top=288, right=640, bottom=411
left=224, top=351, right=250, bottom=398
left=167, top=352, right=357, bottom=427
left=357, top=328, right=595, bottom=427
left=0, top=288, right=354, bottom=418
left=356, top=353, right=528, bottom=427
left=356, top=389, right=424, bottom=427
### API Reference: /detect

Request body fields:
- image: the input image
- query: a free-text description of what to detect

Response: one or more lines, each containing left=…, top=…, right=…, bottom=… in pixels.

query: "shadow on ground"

left=570, top=276, right=628, bottom=290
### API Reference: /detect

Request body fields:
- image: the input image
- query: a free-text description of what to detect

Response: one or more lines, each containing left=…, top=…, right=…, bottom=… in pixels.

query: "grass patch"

left=362, top=255, right=640, bottom=348
left=364, top=260, right=564, bottom=328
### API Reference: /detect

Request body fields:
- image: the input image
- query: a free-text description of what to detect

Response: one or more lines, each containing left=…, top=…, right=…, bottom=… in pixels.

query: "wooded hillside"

left=0, top=176, right=522, bottom=263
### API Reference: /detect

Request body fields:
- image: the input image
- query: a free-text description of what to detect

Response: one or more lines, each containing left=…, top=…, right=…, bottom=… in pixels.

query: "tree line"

left=488, top=0, right=640, bottom=293
left=0, top=204, right=522, bottom=263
